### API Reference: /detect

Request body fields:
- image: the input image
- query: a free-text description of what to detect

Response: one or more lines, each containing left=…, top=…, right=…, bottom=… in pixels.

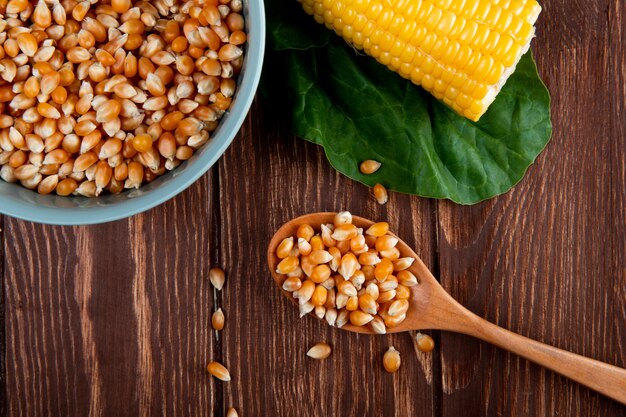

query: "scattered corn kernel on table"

left=1, top=0, right=625, bottom=415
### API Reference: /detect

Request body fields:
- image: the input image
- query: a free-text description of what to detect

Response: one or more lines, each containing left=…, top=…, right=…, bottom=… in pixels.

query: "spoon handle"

left=456, top=311, right=626, bottom=404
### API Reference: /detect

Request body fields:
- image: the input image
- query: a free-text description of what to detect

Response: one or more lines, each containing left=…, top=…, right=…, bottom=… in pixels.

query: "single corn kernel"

left=359, top=251, right=381, bottom=266
left=373, top=183, right=388, bottom=204
left=383, top=313, right=406, bottom=328
left=209, top=267, right=226, bottom=290
left=328, top=246, right=341, bottom=271
left=416, top=333, right=435, bottom=352
left=306, top=342, right=332, bottom=360
left=320, top=224, right=336, bottom=247
left=298, top=238, right=312, bottom=257
left=346, top=295, right=359, bottom=311
left=132, top=134, right=153, bottom=153
left=360, top=160, right=382, bottom=174
left=276, top=237, right=294, bottom=259
left=387, top=299, right=409, bottom=317
left=397, top=270, right=418, bottom=287
left=325, top=307, right=338, bottom=327
left=350, top=310, right=374, bottom=326
left=212, top=308, right=225, bottom=331
left=374, top=258, right=394, bottom=281
left=282, top=277, right=302, bottom=292
left=311, top=284, right=328, bottom=307
left=297, top=224, right=314, bottom=241
left=300, top=256, right=316, bottom=277
left=310, top=235, right=324, bottom=252
left=383, top=346, right=401, bottom=373
left=358, top=293, right=378, bottom=315
left=310, top=264, right=331, bottom=284
left=338, top=253, right=358, bottom=280
left=395, top=284, right=411, bottom=300
left=377, top=290, right=397, bottom=304
left=366, top=222, right=389, bottom=237
left=333, top=211, right=352, bottom=227
left=297, top=279, right=315, bottom=305
left=370, top=315, right=387, bottom=334
left=375, top=235, right=399, bottom=251
left=206, top=361, right=231, bottom=381
left=310, top=249, right=334, bottom=264
left=332, top=224, right=359, bottom=241
left=226, top=408, right=238, bottom=417
left=393, top=257, right=415, bottom=271
left=337, top=278, right=357, bottom=297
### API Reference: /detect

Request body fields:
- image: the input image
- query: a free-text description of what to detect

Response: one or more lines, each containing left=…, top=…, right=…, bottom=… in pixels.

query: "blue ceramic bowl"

left=0, top=0, right=265, bottom=225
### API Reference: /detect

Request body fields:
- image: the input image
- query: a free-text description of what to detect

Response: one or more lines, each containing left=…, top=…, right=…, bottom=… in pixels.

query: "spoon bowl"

left=268, top=212, right=626, bottom=404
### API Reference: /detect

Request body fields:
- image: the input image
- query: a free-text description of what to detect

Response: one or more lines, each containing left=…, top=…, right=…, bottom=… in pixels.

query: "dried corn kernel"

left=275, top=212, right=414, bottom=332
left=0, top=0, right=247, bottom=196
left=383, top=346, right=401, bottom=373
left=306, top=342, right=332, bottom=360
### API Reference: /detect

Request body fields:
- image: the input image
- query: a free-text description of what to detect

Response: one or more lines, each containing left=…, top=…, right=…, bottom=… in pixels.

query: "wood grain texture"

left=217, top=100, right=438, bottom=416
left=436, top=0, right=626, bottom=416
left=0, top=0, right=624, bottom=415
left=2, top=175, right=217, bottom=416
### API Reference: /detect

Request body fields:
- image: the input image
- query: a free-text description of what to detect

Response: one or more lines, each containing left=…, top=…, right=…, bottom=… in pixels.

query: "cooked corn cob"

left=299, top=0, right=542, bottom=121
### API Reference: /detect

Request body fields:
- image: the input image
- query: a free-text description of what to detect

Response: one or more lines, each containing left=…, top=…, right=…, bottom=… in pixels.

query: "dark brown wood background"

left=1, top=0, right=625, bottom=415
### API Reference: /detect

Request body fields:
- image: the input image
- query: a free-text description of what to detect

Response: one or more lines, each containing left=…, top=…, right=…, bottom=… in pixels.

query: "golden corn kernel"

left=366, top=222, right=389, bottom=237
left=17, top=33, right=38, bottom=57
left=328, top=246, right=341, bottom=271
left=297, top=238, right=312, bottom=257
left=359, top=159, right=382, bottom=174
left=306, top=342, right=332, bottom=360
left=397, top=270, right=418, bottom=286
left=416, top=333, right=435, bottom=352
left=333, top=211, right=353, bottom=227
left=373, top=183, right=388, bottom=204
left=320, top=224, right=337, bottom=247
left=226, top=408, right=238, bottom=417
left=212, top=308, right=225, bottom=331
left=393, top=257, right=415, bottom=271
left=395, top=284, right=411, bottom=300
left=310, top=249, right=334, bottom=264
left=206, top=361, right=231, bottom=381
left=337, top=280, right=357, bottom=297
left=311, top=284, right=328, bottom=306
left=300, top=256, right=316, bottom=277
left=331, top=224, right=359, bottom=241
left=345, top=295, right=358, bottom=311
left=338, top=252, right=358, bottom=280
left=375, top=235, right=399, bottom=251
left=276, top=237, right=295, bottom=259
left=56, top=177, right=77, bottom=196
left=297, top=224, right=315, bottom=241
left=209, top=267, right=226, bottom=290
left=310, top=235, right=324, bottom=252
left=349, top=310, right=374, bottom=326
left=370, top=315, right=387, bottom=334
left=379, top=247, right=401, bottom=260
left=387, top=299, right=409, bottom=317
left=383, top=346, right=401, bottom=373
left=282, top=277, right=302, bottom=292
left=358, top=293, right=378, bottom=315
left=296, top=279, right=315, bottom=305
left=358, top=251, right=381, bottom=266
left=310, top=264, right=331, bottom=284
left=374, top=258, right=394, bottom=281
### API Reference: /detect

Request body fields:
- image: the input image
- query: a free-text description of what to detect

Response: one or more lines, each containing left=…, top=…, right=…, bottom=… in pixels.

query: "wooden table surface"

left=1, top=0, right=625, bottom=416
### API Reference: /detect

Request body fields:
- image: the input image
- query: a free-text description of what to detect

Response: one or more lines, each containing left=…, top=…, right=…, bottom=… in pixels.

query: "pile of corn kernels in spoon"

left=275, top=211, right=418, bottom=334
left=0, top=0, right=245, bottom=196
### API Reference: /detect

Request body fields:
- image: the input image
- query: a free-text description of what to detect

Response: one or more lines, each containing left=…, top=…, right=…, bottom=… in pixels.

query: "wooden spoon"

left=267, top=213, right=626, bottom=405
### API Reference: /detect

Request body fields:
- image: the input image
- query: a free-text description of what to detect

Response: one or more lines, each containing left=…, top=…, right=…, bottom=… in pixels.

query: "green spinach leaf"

left=263, top=1, right=552, bottom=204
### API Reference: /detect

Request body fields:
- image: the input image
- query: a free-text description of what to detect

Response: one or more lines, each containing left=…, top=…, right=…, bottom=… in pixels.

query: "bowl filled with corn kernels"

left=0, top=0, right=265, bottom=225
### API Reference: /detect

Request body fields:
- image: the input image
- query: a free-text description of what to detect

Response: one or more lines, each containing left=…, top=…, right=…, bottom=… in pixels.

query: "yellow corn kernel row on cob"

left=298, top=0, right=542, bottom=121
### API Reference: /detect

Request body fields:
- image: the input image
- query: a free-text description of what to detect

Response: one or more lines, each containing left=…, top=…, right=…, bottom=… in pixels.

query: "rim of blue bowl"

left=0, top=0, right=266, bottom=226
